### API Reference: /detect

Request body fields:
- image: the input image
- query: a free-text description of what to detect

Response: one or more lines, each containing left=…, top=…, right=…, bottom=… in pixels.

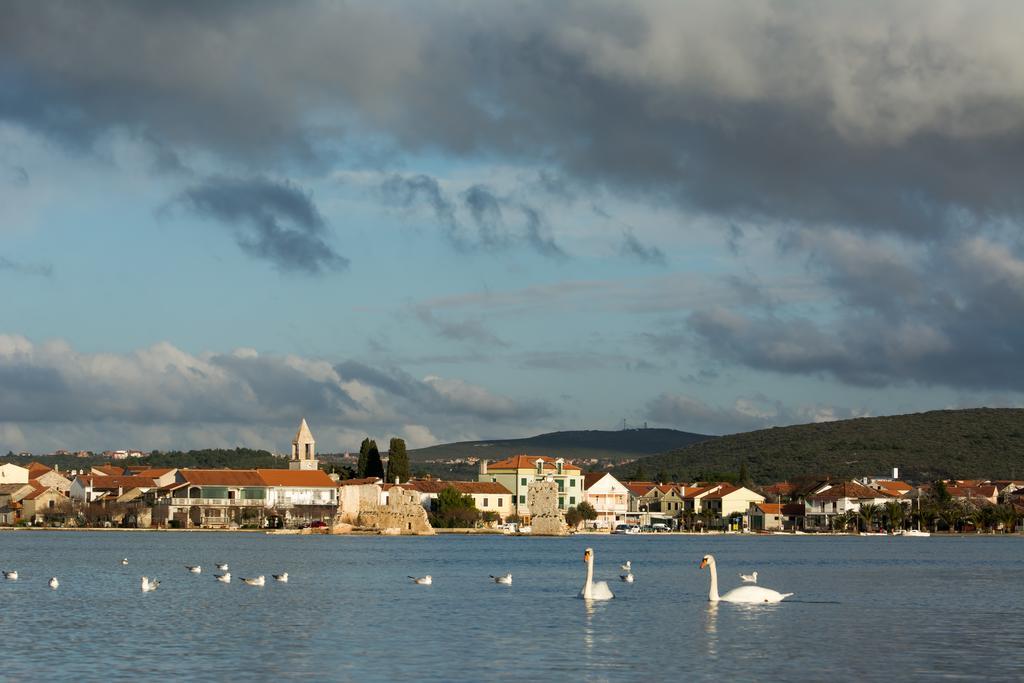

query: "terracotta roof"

left=257, top=469, right=336, bottom=487
left=584, top=472, right=610, bottom=490
left=486, top=454, right=581, bottom=472
left=27, top=462, right=52, bottom=478
left=78, top=475, right=158, bottom=489
left=133, top=468, right=176, bottom=477
left=625, top=482, right=657, bottom=497
left=807, top=481, right=885, bottom=501
left=764, top=481, right=798, bottom=496
left=178, top=469, right=266, bottom=487
left=701, top=484, right=742, bottom=500
left=93, top=465, right=127, bottom=477
left=23, top=485, right=56, bottom=501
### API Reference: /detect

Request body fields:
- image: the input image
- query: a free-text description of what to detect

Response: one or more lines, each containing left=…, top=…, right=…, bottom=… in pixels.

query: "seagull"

left=3, top=570, right=18, bottom=580
left=408, top=575, right=432, bottom=585
left=49, top=577, right=59, bottom=589
left=240, top=576, right=265, bottom=586
left=490, top=573, right=512, bottom=585
left=216, top=563, right=229, bottom=571
left=215, top=572, right=231, bottom=583
left=121, top=558, right=129, bottom=566
left=141, top=576, right=159, bottom=592
left=620, top=572, right=635, bottom=583
left=185, top=565, right=202, bottom=574
left=273, top=572, right=288, bottom=583
left=620, top=561, right=632, bottom=572
left=739, top=571, right=758, bottom=584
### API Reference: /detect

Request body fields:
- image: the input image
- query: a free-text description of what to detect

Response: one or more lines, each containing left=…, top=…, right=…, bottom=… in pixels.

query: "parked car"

left=651, top=522, right=670, bottom=532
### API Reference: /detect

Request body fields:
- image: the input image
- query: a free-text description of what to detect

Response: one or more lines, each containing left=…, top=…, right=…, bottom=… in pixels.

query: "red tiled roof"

left=401, top=480, right=512, bottom=495
left=77, top=475, right=157, bottom=489
left=27, top=462, right=52, bottom=478
left=179, top=469, right=265, bottom=487
left=584, top=472, right=609, bottom=490
left=764, top=481, right=798, bottom=496
left=625, top=482, right=657, bottom=497
left=93, top=465, right=126, bottom=477
left=701, top=484, right=742, bottom=500
left=486, top=454, right=581, bottom=472
left=257, top=469, right=336, bottom=487
left=755, top=503, right=782, bottom=514
left=23, top=485, right=57, bottom=501
left=807, top=481, right=886, bottom=501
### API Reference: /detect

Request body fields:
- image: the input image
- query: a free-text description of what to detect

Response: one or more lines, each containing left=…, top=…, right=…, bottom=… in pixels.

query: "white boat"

left=901, top=529, right=931, bottom=537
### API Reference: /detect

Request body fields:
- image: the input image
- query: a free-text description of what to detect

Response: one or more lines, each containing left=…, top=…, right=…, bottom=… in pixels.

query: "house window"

left=483, top=497, right=489, bottom=507
left=521, top=477, right=527, bottom=486
left=558, top=497, right=564, bottom=509
left=497, top=498, right=502, bottom=506
left=519, top=495, right=526, bottom=504
left=570, top=479, right=576, bottom=487
left=570, top=497, right=576, bottom=505
left=557, top=480, right=564, bottom=492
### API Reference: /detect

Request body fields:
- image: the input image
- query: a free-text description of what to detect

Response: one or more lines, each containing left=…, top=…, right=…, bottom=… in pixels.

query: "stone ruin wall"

left=333, top=484, right=434, bottom=535
left=528, top=480, right=568, bottom=536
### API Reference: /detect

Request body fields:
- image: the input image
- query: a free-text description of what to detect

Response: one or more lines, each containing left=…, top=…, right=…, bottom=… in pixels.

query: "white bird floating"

left=620, top=572, right=635, bottom=583
left=240, top=576, right=265, bottom=586
left=49, top=577, right=59, bottom=589
left=409, top=575, right=432, bottom=585
left=620, top=561, right=632, bottom=572
left=185, top=565, right=202, bottom=574
left=700, top=555, right=791, bottom=604
left=490, top=573, right=512, bottom=585
left=579, top=548, right=614, bottom=601
left=141, top=576, right=159, bottom=592
left=273, top=573, right=288, bottom=583
left=740, top=571, right=758, bottom=584
left=216, top=563, right=229, bottom=571
left=121, top=558, right=129, bottom=566
left=215, top=572, right=231, bottom=583
left=3, top=570, right=18, bottom=580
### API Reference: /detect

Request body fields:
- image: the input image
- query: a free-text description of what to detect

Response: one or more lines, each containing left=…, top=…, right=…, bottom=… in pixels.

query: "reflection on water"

left=1, top=532, right=1022, bottom=682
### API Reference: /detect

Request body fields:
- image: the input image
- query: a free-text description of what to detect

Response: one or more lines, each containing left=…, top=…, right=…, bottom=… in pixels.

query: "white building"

left=0, top=463, right=29, bottom=485
left=583, top=472, right=630, bottom=528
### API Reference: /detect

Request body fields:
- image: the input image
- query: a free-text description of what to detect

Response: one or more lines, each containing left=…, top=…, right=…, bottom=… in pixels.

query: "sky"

left=2, top=1, right=1024, bottom=454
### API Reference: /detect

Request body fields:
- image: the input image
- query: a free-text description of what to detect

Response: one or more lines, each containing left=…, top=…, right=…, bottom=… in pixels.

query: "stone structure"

left=289, top=418, right=318, bottom=471
left=527, top=480, right=568, bottom=536
left=332, top=480, right=434, bottom=535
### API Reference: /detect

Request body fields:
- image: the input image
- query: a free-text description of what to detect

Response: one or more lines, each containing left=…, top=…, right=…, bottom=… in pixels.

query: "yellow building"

left=479, top=455, right=584, bottom=521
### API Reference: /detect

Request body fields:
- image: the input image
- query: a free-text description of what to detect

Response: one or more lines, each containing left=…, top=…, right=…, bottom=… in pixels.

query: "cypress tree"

left=357, top=438, right=371, bottom=478
left=385, top=437, right=410, bottom=484
left=365, top=441, right=385, bottom=480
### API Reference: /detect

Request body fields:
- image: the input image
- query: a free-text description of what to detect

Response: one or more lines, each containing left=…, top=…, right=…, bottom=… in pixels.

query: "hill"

left=610, top=408, right=1024, bottom=484
left=408, top=428, right=712, bottom=479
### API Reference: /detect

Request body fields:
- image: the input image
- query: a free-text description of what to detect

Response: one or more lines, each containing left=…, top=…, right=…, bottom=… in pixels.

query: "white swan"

left=185, top=565, right=202, bottom=574
left=700, top=555, right=791, bottom=604
left=141, top=576, right=159, bottom=592
left=409, top=575, right=432, bottom=585
left=490, top=573, right=512, bottom=585
left=216, top=563, right=229, bottom=571
left=240, top=576, right=265, bottom=586
left=273, top=572, right=289, bottom=583
left=620, top=560, right=632, bottom=572
left=579, top=548, right=614, bottom=600
left=620, top=572, right=635, bottom=583
left=740, top=571, right=758, bottom=583
left=215, top=572, right=231, bottom=583
left=3, top=570, right=18, bottom=580
left=49, top=577, right=59, bottom=589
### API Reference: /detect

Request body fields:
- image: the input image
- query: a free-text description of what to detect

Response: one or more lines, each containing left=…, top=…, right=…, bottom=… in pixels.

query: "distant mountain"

left=409, top=428, right=712, bottom=477
left=610, top=408, right=1024, bottom=484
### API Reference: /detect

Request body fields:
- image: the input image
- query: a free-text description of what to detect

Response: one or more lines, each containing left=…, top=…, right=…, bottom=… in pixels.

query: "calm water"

left=1, top=531, right=1021, bottom=682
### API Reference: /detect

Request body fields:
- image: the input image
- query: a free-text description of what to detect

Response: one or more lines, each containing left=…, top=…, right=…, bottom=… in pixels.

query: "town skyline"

left=4, top=3, right=1024, bottom=453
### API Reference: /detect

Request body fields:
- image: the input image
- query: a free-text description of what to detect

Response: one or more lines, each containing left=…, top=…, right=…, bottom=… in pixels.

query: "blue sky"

left=3, top=2, right=1024, bottom=453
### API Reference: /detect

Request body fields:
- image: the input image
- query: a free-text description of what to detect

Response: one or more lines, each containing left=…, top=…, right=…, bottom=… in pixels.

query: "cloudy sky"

left=3, top=1, right=1024, bottom=453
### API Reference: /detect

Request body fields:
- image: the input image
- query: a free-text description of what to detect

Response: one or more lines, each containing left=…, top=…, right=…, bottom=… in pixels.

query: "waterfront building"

left=582, top=472, right=629, bottom=528
left=397, top=479, right=513, bottom=521
left=69, top=475, right=158, bottom=503
left=693, top=484, right=766, bottom=530
left=27, top=462, right=72, bottom=493
left=804, top=480, right=895, bottom=530
left=478, top=455, right=584, bottom=521
left=0, top=483, right=35, bottom=524
left=19, top=484, right=69, bottom=526
left=749, top=502, right=806, bottom=531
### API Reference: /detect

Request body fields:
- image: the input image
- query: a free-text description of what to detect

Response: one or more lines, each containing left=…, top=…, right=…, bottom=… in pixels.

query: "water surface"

left=1, top=532, right=1020, bottom=681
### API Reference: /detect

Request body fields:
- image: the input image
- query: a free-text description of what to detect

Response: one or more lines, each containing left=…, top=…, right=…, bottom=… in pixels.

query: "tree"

left=385, top=437, right=409, bottom=484
left=365, top=441, right=385, bottom=480
left=357, top=438, right=372, bottom=478
left=576, top=501, right=598, bottom=524
left=564, top=506, right=583, bottom=529
left=884, top=500, right=906, bottom=531
left=433, top=486, right=478, bottom=528
left=938, top=501, right=963, bottom=532
left=858, top=503, right=880, bottom=532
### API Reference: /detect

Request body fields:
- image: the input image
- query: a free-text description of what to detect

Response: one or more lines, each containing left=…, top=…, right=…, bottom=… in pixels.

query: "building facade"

left=479, top=455, right=584, bottom=521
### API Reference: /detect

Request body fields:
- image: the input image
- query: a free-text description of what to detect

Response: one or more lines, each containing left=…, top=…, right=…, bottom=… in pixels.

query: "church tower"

left=289, top=418, right=318, bottom=471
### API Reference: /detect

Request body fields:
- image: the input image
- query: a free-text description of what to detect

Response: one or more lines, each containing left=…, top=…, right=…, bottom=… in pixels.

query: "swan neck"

left=583, top=555, right=594, bottom=598
left=708, top=560, right=720, bottom=602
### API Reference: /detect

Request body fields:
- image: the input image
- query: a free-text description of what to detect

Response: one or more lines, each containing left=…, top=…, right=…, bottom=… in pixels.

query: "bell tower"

left=289, top=418, right=318, bottom=471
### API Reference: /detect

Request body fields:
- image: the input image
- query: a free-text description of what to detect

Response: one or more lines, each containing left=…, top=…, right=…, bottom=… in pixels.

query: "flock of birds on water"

left=411, top=547, right=792, bottom=604
left=4, top=547, right=792, bottom=604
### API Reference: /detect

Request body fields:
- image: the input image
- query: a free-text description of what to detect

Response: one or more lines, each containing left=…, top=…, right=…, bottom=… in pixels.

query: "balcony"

left=167, top=498, right=265, bottom=507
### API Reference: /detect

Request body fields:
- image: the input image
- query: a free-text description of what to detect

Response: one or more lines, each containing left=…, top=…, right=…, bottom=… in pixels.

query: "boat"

left=901, top=529, right=931, bottom=537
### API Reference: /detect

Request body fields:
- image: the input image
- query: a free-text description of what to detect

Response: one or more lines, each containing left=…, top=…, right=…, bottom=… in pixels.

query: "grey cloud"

left=10, top=4, right=1022, bottom=239
left=0, top=255, right=52, bottom=278
left=380, top=174, right=457, bottom=236
left=414, top=306, right=507, bottom=347
left=0, top=336, right=551, bottom=450
left=175, top=176, right=347, bottom=274
left=619, top=230, right=667, bottom=266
